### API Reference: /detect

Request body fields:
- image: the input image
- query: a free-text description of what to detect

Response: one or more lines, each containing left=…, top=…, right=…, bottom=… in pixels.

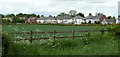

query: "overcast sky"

left=0, top=0, right=119, bottom=18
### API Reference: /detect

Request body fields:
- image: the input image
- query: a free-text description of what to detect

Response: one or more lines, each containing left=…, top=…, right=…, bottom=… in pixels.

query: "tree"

left=19, top=19, right=24, bottom=23
left=49, top=15, right=52, bottom=17
left=2, top=19, right=5, bottom=23
left=37, top=15, right=40, bottom=18
left=0, top=14, right=4, bottom=18
left=57, top=12, right=68, bottom=16
left=77, top=13, right=85, bottom=17
left=113, top=16, right=116, bottom=19
left=41, top=15, right=44, bottom=17
left=6, top=19, right=11, bottom=23
left=16, top=13, right=23, bottom=17
left=94, top=21, right=97, bottom=24
left=6, top=14, right=15, bottom=18
left=97, top=21, right=100, bottom=24
left=31, top=14, right=37, bottom=17
left=12, top=17, right=20, bottom=23
left=88, top=20, right=91, bottom=24
left=69, top=10, right=77, bottom=16
left=107, top=16, right=112, bottom=19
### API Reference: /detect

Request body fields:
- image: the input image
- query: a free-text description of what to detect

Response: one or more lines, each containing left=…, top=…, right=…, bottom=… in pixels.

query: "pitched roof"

left=73, top=16, right=83, bottom=19
left=19, top=17, right=27, bottom=19
left=56, top=16, right=72, bottom=19
left=46, top=17, right=56, bottom=20
left=107, top=19, right=116, bottom=23
left=38, top=17, right=56, bottom=20
left=86, top=14, right=94, bottom=19
left=28, top=17, right=37, bottom=20
left=86, top=14, right=105, bottom=20
left=95, top=15, right=103, bottom=19
left=38, top=17, right=47, bottom=20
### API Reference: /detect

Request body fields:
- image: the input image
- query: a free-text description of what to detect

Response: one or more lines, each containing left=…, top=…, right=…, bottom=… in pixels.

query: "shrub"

left=107, top=25, right=120, bottom=38
left=2, top=32, right=13, bottom=56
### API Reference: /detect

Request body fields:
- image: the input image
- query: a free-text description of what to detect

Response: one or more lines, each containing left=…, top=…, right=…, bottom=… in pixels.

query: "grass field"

left=2, top=25, right=106, bottom=32
left=2, top=25, right=118, bottom=55
left=2, top=25, right=106, bottom=42
left=2, top=25, right=106, bottom=43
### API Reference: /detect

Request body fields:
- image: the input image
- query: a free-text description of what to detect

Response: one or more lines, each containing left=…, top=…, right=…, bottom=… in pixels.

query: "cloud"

left=0, top=0, right=119, bottom=17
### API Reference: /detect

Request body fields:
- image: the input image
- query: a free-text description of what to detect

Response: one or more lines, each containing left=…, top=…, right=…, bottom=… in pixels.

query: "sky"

left=0, top=0, right=119, bottom=18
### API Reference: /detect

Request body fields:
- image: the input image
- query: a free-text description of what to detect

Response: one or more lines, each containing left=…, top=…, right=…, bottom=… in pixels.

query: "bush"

left=107, top=25, right=120, bottom=38
left=2, top=32, right=13, bottom=56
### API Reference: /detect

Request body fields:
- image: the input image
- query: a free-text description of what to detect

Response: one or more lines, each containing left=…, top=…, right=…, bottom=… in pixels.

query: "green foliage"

left=2, top=32, right=14, bottom=56
left=3, top=33, right=118, bottom=55
left=16, top=13, right=37, bottom=17
left=6, top=14, right=15, bottom=18
left=37, top=15, right=40, bottom=18
left=12, top=17, right=24, bottom=23
left=2, top=25, right=118, bottom=55
left=88, top=20, right=91, bottom=24
left=57, top=12, right=69, bottom=16
left=94, top=21, right=100, bottom=24
left=41, top=15, right=44, bottom=17
left=19, top=19, right=24, bottom=23
left=107, top=16, right=116, bottom=19
left=70, top=15, right=75, bottom=17
left=77, top=13, right=85, bottom=17
left=107, top=25, right=120, bottom=38
left=12, top=17, right=20, bottom=23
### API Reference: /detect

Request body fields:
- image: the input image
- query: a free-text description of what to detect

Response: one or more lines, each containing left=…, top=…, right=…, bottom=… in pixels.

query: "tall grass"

left=3, top=32, right=118, bottom=55
left=2, top=25, right=119, bottom=55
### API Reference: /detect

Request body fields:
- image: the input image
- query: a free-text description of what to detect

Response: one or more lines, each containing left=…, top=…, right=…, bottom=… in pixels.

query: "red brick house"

left=25, top=17, right=37, bottom=23
left=99, top=15, right=108, bottom=24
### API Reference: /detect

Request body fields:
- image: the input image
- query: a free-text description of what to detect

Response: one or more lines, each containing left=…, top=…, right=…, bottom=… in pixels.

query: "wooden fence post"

left=53, top=30, right=56, bottom=40
left=30, top=30, right=33, bottom=43
left=88, top=29, right=90, bottom=37
left=101, top=29, right=104, bottom=34
left=72, top=30, right=75, bottom=39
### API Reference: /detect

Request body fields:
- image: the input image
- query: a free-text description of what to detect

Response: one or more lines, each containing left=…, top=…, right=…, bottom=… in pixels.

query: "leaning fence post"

left=30, top=30, right=33, bottom=43
left=101, top=29, right=104, bottom=34
left=53, top=30, right=56, bottom=40
left=88, top=29, right=90, bottom=37
left=72, top=30, right=75, bottom=39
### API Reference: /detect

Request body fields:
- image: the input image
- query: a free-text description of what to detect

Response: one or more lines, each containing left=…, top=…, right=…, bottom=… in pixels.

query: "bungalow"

left=46, top=17, right=57, bottom=23
left=85, top=13, right=108, bottom=24
left=107, top=19, right=116, bottom=24
left=73, top=16, right=85, bottom=24
left=37, top=17, right=47, bottom=23
left=56, top=16, right=73, bottom=24
left=37, top=17, right=57, bottom=24
left=116, top=19, right=120, bottom=24
left=3, top=17, right=12, bottom=21
left=85, top=13, right=95, bottom=23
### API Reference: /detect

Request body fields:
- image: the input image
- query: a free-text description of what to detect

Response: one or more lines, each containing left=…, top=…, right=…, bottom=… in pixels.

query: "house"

left=107, top=19, right=116, bottom=24
left=85, top=13, right=108, bottom=24
left=37, top=17, right=47, bottom=23
left=73, top=16, right=85, bottom=24
left=3, top=17, right=12, bottom=21
left=37, top=16, right=57, bottom=24
left=99, top=15, right=108, bottom=24
left=25, top=17, right=37, bottom=23
left=46, top=17, right=57, bottom=23
left=19, top=17, right=27, bottom=20
left=56, top=16, right=73, bottom=24
left=116, top=19, right=120, bottom=24
left=85, top=13, right=96, bottom=23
